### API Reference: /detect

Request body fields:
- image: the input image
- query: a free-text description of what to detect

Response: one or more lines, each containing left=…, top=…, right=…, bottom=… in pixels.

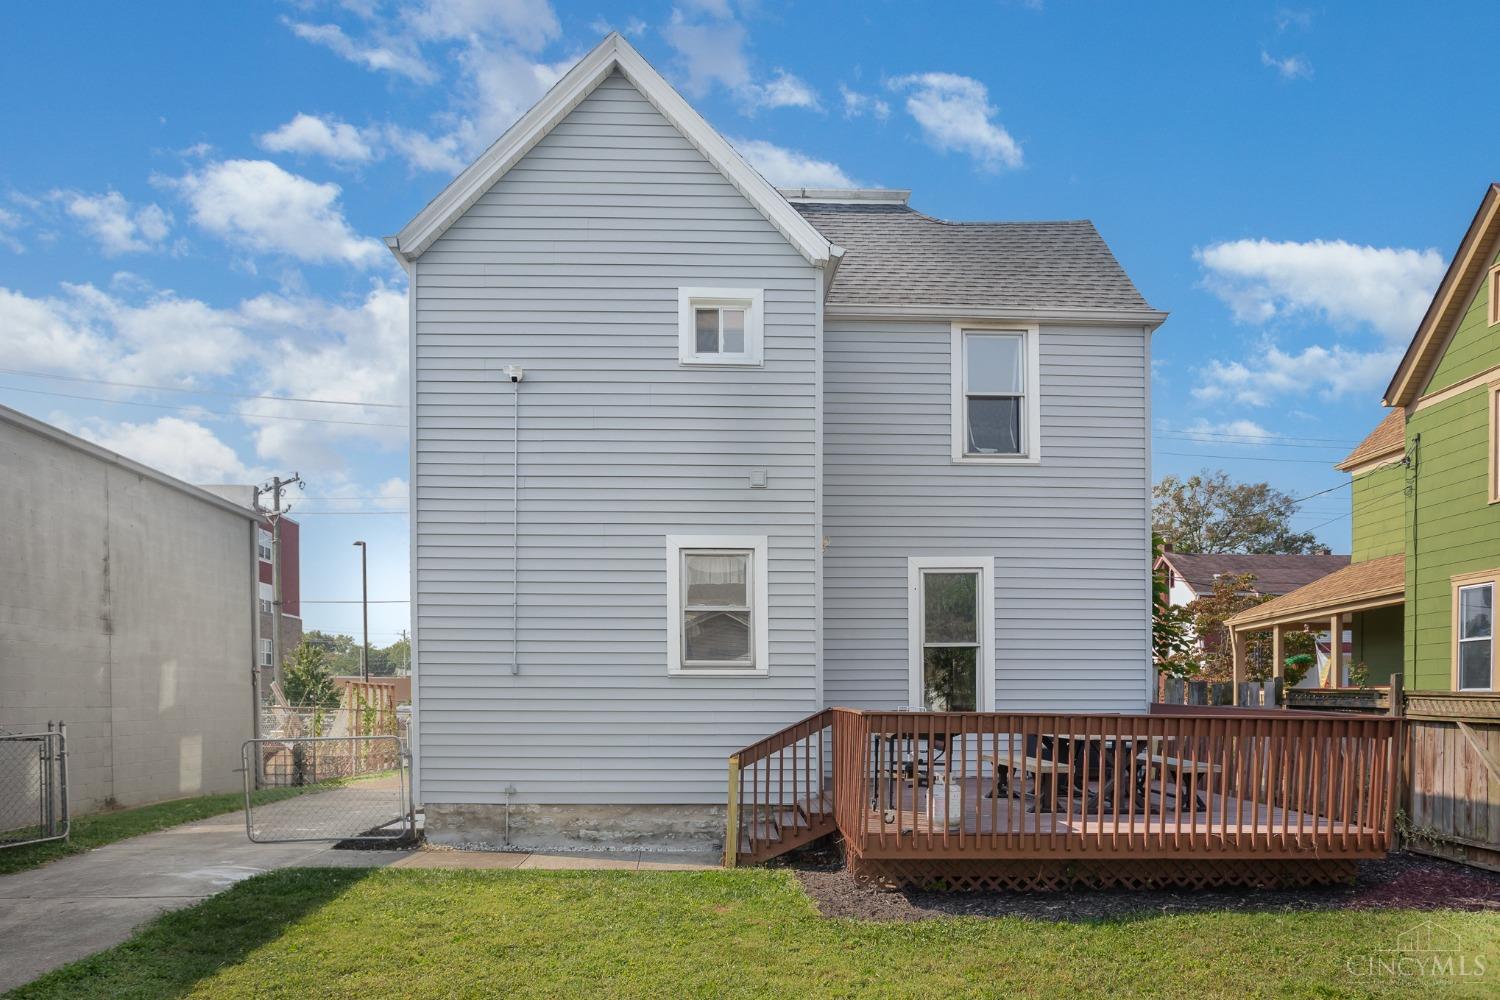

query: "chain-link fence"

left=242, top=735, right=411, bottom=843
left=1, top=723, right=69, bottom=849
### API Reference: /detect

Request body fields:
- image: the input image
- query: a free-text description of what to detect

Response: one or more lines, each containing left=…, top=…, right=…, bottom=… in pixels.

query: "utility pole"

left=255, top=473, right=303, bottom=692
left=353, top=540, right=369, bottom=680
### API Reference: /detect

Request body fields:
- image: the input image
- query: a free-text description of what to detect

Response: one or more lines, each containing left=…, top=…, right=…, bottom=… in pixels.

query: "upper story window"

left=258, top=528, right=273, bottom=562
left=665, top=534, right=769, bottom=675
left=1489, top=263, right=1500, bottom=326
left=259, top=582, right=273, bottom=615
left=950, top=323, right=1041, bottom=464
left=678, top=288, right=764, bottom=366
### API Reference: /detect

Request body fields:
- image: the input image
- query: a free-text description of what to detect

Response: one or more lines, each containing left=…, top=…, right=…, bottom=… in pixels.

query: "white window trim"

left=259, top=582, right=273, bottom=615
left=1456, top=580, right=1496, bottom=692
left=257, top=528, right=273, bottom=562
left=1488, top=263, right=1500, bottom=327
left=260, top=638, right=273, bottom=667
left=907, top=555, right=996, bottom=710
left=678, top=287, right=764, bottom=366
left=950, top=322, right=1041, bottom=465
left=665, top=534, right=770, bottom=676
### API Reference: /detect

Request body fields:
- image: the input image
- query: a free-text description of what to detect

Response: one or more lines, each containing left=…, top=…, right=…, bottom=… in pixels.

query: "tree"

left=282, top=638, right=341, bottom=708
left=1152, top=533, right=1196, bottom=677
left=1153, top=471, right=1328, bottom=555
left=1178, top=571, right=1319, bottom=683
left=304, top=629, right=410, bottom=677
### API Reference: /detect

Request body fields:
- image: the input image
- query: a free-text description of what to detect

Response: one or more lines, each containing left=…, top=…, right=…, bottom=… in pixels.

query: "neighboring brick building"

left=201, top=486, right=303, bottom=698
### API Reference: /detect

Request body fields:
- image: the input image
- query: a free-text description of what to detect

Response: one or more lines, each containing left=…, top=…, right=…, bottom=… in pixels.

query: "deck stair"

left=726, top=711, right=836, bottom=865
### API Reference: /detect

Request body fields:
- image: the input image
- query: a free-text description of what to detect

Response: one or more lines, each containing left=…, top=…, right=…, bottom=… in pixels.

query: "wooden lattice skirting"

left=847, top=855, right=1359, bottom=893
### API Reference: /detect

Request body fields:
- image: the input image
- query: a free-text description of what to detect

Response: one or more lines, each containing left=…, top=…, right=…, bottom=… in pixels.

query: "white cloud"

left=887, top=72, right=1022, bottom=171
left=56, top=190, right=172, bottom=255
left=590, top=15, right=646, bottom=38
left=0, top=282, right=246, bottom=384
left=731, top=138, right=859, bottom=188
left=1181, top=418, right=1275, bottom=446
left=405, top=0, right=561, bottom=51
left=1193, top=343, right=1403, bottom=407
left=748, top=70, right=821, bottom=111
left=383, top=124, right=470, bottom=174
left=840, top=84, right=890, bottom=121
left=457, top=45, right=573, bottom=143
left=172, top=160, right=384, bottom=268
left=259, top=113, right=376, bottom=164
left=237, top=285, right=409, bottom=467
left=284, top=19, right=434, bottom=82
left=0, top=206, right=25, bottom=252
left=662, top=7, right=821, bottom=113
left=1275, top=7, right=1314, bottom=32
left=1194, top=238, right=1444, bottom=340
left=1261, top=50, right=1313, bottom=80
left=69, top=416, right=261, bottom=483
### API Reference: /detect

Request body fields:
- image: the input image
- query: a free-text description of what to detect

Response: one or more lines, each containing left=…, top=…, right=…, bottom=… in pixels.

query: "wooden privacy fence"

left=1401, top=691, right=1500, bottom=872
left=1158, top=677, right=1284, bottom=707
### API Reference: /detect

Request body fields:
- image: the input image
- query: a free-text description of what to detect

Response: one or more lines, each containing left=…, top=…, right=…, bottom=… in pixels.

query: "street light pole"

left=353, top=540, right=368, bottom=680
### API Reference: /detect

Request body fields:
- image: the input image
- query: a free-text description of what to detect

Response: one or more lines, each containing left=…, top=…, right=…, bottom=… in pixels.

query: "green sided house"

left=1227, top=183, right=1500, bottom=695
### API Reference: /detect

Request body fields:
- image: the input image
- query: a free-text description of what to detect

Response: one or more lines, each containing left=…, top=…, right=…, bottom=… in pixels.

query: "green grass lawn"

left=7, top=868, right=1496, bottom=999
left=0, top=784, right=344, bottom=876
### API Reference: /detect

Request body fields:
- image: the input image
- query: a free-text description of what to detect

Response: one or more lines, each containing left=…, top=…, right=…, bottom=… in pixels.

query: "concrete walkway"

left=0, top=807, right=410, bottom=992
left=0, top=798, right=721, bottom=991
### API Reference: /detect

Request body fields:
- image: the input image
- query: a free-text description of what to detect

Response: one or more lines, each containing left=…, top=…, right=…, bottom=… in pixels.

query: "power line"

left=1156, top=434, right=1349, bottom=451
left=286, top=510, right=409, bottom=516
left=0, top=367, right=406, bottom=408
left=1289, top=481, right=1353, bottom=504
left=301, top=599, right=410, bottom=604
left=1155, top=450, right=1341, bottom=465
left=0, top=383, right=405, bottom=428
left=1157, top=428, right=1357, bottom=446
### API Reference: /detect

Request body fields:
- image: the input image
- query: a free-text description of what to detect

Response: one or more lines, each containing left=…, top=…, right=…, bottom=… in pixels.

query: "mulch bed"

left=790, top=850, right=1500, bottom=922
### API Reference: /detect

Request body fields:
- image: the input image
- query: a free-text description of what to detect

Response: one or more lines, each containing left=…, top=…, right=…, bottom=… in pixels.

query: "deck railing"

left=726, top=709, right=835, bottom=865
left=828, top=707, right=1400, bottom=862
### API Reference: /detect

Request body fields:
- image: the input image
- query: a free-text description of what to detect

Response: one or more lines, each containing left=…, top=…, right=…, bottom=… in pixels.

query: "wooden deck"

left=855, top=774, right=1386, bottom=859
left=729, top=707, right=1401, bottom=888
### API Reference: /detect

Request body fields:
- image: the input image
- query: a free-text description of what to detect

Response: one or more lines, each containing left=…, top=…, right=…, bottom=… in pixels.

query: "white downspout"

left=505, top=365, right=524, bottom=674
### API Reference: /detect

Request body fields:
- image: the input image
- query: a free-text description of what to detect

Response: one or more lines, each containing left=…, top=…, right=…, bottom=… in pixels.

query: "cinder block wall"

left=0, top=420, right=255, bottom=812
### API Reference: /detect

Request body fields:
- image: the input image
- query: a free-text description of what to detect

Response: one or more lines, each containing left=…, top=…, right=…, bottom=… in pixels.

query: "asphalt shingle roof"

left=1337, top=408, right=1406, bottom=470
left=1161, top=553, right=1352, bottom=597
left=791, top=201, right=1157, bottom=312
left=1224, top=554, right=1404, bottom=629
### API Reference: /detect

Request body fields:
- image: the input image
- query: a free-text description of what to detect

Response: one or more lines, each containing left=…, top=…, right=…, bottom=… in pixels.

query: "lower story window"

left=908, top=557, right=994, bottom=710
left=260, top=639, right=273, bottom=668
left=1458, top=582, right=1494, bottom=691
left=666, top=535, right=769, bottom=674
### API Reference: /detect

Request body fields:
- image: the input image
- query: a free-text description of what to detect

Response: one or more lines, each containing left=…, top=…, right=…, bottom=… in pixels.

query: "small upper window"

left=259, top=582, right=273, bottom=615
left=258, top=528, right=273, bottom=562
left=951, top=324, right=1040, bottom=463
left=260, top=639, right=273, bottom=667
left=1489, top=264, right=1500, bottom=327
left=678, top=288, right=763, bottom=365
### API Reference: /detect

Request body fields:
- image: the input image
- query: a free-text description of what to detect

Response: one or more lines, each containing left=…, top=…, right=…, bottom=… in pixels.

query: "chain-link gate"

left=242, top=735, right=412, bottom=843
left=0, top=723, right=69, bottom=850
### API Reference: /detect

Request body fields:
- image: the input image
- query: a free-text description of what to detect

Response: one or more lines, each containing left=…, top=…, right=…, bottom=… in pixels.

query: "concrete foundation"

left=423, top=803, right=726, bottom=854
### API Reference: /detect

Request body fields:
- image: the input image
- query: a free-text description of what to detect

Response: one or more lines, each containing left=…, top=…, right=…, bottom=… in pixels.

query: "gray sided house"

left=389, top=34, right=1165, bottom=851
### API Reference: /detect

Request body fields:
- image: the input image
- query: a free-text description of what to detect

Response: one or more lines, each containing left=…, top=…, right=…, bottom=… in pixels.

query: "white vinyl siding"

left=824, top=317, right=1151, bottom=713
left=411, top=71, right=820, bottom=807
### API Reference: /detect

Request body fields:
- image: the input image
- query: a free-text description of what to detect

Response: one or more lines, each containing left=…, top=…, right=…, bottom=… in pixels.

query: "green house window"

left=1458, top=583, right=1494, bottom=691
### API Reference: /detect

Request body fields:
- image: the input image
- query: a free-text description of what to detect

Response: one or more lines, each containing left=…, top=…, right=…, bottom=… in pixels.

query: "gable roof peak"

left=387, top=33, right=834, bottom=268
left=1385, top=182, right=1500, bottom=407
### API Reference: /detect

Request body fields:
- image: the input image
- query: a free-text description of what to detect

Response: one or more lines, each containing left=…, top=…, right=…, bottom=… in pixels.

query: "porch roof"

left=1225, top=553, right=1405, bottom=631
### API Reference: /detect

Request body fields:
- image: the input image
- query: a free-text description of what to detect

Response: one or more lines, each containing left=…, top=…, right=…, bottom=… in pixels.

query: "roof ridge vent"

left=779, top=188, right=911, bottom=205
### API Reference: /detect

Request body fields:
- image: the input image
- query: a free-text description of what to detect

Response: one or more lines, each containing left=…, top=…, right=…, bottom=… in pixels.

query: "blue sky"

left=3, top=1, right=1497, bottom=641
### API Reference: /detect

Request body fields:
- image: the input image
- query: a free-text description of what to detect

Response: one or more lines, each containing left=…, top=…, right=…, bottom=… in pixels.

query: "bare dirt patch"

left=790, top=851, right=1500, bottom=922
